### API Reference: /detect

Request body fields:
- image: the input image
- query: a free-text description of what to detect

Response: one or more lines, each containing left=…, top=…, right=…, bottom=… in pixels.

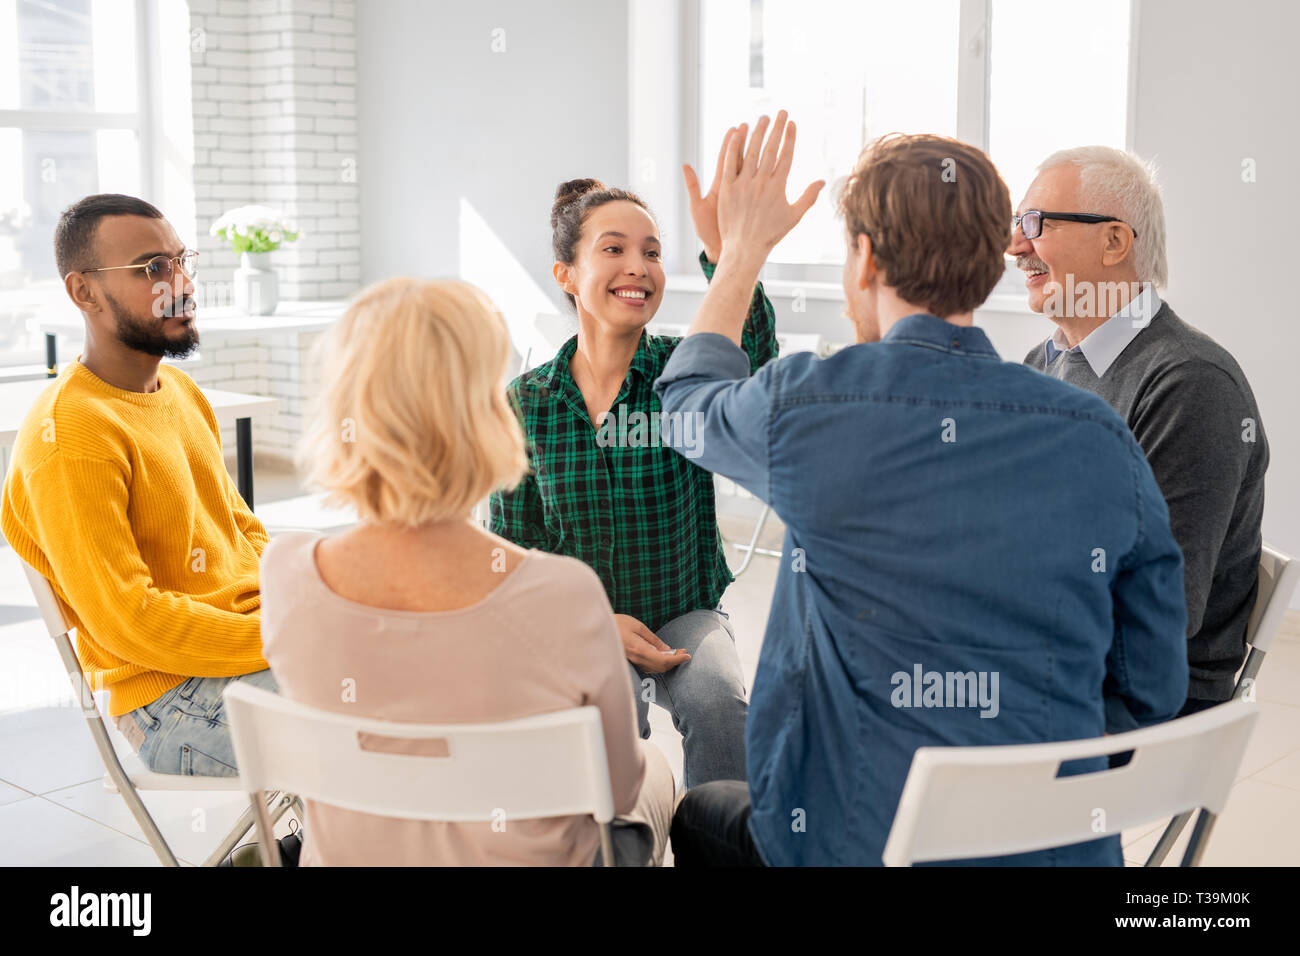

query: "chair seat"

left=102, top=707, right=244, bottom=792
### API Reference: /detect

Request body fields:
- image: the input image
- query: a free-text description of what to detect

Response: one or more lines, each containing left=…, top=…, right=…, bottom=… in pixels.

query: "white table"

left=39, top=300, right=349, bottom=375
left=0, top=379, right=278, bottom=510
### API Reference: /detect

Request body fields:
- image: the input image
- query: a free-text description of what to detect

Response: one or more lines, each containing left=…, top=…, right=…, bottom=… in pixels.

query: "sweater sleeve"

left=23, top=452, right=268, bottom=676
left=489, top=469, right=551, bottom=552
left=224, top=462, right=268, bottom=556
left=188, top=374, right=268, bottom=557
left=1129, top=360, right=1253, bottom=638
left=489, top=384, right=552, bottom=551
left=1104, top=443, right=1189, bottom=730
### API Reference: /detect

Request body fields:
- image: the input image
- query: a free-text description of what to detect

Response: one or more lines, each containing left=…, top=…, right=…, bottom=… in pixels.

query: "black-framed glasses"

left=1012, top=211, right=1137, bottom=241
left=82, top=250, right=200, bottom=282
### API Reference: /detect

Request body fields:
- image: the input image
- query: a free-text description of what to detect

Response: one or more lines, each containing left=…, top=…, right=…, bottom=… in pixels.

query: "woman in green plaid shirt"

left=490, top=131, right=777, bottom=787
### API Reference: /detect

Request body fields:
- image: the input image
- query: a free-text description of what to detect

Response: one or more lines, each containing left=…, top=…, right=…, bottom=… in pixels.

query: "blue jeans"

left=628, top=609, right=748, bottom=788
left=120, top=670, right=279, bottom=777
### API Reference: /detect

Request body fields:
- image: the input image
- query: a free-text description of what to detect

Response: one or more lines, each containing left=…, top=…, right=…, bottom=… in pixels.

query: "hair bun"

left=551, top=178, right=604, bottom=227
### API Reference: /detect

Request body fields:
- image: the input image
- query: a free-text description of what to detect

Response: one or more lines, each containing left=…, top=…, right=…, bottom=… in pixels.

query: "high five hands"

left=683, top=111, right=824, bottom=267
left=681, top=112, right=825, bottom=344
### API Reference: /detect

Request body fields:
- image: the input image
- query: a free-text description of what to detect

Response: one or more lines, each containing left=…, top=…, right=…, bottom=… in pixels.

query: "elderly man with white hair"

left=1010, top=146, right=1269, bottom=720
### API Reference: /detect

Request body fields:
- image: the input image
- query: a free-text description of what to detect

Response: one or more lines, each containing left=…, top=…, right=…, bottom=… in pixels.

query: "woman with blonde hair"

left=259, top=277, right=674, bottom=865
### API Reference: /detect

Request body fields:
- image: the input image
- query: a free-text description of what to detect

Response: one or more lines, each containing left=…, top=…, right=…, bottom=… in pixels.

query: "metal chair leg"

left=1233, top=647, right=1264, bottom=699
left=733, top=504, right=777, bottom=577
left=55, top=633, right=180, bottom=867
left=199, top=790, right=292, bottom=867
left=1145, top=809, right=1194, bottom=866
left=1144, top=658, right=1258, bottom=867
left=598, top=821, right=616, bottom=867
left=1180, top=810, right=1217, bottom=867
left=251, top=789, right=282, bottom=867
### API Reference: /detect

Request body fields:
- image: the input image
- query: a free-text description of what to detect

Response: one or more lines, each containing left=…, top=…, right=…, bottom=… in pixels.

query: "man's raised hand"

left=717, top=111, right=824, bottom=265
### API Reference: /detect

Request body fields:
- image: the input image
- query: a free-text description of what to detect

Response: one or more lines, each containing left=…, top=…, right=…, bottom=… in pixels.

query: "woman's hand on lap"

left=614, top=613, right=690, bottom=673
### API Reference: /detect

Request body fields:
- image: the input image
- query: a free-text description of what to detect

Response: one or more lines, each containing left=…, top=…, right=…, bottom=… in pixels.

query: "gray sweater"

left=1026, top=302, right=1268, bottom=700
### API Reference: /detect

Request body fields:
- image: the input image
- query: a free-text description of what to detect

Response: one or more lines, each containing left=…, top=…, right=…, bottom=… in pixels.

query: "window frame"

left=0, top=0, right=161, bottom=369
left=675, top=0, right=1140, bottom=288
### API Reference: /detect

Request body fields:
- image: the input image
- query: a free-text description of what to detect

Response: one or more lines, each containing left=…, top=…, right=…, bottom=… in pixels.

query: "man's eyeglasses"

left=82, top=251, right=200, bottom=283
left=1012, top=211, right=1137, bottom=241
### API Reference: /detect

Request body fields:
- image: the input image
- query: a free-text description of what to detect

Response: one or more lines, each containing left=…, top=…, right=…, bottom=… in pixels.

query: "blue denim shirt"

left=654, top=315, right=1188, bottom=866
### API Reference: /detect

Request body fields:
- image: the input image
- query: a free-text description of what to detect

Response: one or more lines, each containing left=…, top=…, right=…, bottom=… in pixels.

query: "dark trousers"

left=1177, top=696, right=1223, bottom=718
left=669, top=780, right=766, bottom=866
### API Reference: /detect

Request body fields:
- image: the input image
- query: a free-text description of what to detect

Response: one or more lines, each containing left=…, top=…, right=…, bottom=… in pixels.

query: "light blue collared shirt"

left=1044, top=284, right=1163, bottom=376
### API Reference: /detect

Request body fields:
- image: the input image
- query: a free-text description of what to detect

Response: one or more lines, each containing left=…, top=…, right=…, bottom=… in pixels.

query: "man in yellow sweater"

left=2, top=194, right=274, bottom=777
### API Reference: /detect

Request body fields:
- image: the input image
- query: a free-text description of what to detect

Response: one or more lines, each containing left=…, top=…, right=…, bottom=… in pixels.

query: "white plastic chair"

left=882, top=698, right=1258, bottom=867
left=223, top=682, right=619, bottom=867
left=18, top=559, right=298, bottom=866
left=1145, top=542, right=1299, bottom=865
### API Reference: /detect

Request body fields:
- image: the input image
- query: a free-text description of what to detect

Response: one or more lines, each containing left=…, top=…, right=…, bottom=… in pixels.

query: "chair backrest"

left=20, top=558, right=73, bottom=639
left=18, top=560, right=105, bottom=714
left=882, top=698, right=1258, bottom=866
left=222, top=681, right=616, bottom=825
left=1245, top=543, right=1299, bottom=655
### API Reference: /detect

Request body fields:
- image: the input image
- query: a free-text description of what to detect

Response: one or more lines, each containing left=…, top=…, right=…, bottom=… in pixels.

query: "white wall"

left=1132, top=0, right=1300, bottom=603
left=356, top=0, right=630, bottom=341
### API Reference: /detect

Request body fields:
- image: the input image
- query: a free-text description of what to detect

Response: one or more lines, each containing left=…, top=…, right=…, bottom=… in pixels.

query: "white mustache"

left=1016, top=256, right=1049, bottom=273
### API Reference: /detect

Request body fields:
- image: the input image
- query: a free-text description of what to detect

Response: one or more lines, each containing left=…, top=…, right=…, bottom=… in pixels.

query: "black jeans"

left=669, top=780, right=766, bottom=866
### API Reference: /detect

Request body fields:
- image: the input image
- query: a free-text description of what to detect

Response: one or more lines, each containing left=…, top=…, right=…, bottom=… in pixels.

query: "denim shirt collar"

left=881, top=313, right=1001, bottom=359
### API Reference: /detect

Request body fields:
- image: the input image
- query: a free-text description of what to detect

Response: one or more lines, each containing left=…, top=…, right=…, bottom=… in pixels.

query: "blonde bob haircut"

left=297, top=277, right=528, bottom=527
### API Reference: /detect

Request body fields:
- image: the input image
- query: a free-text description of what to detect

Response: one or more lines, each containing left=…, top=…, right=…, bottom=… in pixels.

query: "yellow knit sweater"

left=2, top=359, right=268, bottom=717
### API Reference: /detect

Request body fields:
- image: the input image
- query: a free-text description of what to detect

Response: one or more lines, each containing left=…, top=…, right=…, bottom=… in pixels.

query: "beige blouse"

left=259, top=530, right=645, bottom=866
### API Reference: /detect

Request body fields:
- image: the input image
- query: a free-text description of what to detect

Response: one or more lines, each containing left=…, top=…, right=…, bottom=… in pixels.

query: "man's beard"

left=102, top=289, right=200, bottom=359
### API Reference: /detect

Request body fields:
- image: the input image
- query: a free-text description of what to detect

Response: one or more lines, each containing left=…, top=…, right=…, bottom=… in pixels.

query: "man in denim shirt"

left=655, top=118, right=1188, bottom=866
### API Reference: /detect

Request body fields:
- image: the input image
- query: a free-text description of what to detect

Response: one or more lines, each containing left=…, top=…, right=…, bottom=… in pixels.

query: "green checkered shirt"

left=489, top=252, right=777, bottom=633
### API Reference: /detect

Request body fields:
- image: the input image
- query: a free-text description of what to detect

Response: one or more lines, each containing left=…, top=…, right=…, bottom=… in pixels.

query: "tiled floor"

left=0, top=457, right=1297, bottom=865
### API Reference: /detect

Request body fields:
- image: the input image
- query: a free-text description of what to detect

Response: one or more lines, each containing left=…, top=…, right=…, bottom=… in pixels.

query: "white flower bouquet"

left=209, top=204, right=302, bottom=254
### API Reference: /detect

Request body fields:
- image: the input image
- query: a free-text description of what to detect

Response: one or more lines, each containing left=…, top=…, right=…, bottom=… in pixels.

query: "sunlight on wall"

left=458, top=197, right=566, bottom=376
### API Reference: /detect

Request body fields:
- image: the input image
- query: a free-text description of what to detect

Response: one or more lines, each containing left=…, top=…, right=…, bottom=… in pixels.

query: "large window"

left=0, top=0, right=147, bottom=368
left=695, top=0, right=1133, bottom=284
left=700, top=0, right=962, bottom=273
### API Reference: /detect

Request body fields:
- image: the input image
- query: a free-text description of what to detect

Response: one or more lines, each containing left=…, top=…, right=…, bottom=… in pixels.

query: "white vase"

left=234, top=251, right=279, bottom=315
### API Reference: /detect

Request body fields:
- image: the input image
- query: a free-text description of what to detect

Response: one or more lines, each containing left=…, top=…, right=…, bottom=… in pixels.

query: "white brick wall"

left=188, top=0, right=360, bottom=302
left=184, top=327, right=328, bottom=463
left=178, top=1, right=357, bottom=463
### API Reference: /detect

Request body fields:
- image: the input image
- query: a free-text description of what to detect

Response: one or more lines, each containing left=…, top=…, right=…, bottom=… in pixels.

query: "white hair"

left=1036, top=146, right=1168, bottom=289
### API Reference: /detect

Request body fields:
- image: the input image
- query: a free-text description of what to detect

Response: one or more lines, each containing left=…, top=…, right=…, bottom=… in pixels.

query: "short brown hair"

left=54, top=193, right=164, bottom=278
left=838, top=134, right=1010, bottom=317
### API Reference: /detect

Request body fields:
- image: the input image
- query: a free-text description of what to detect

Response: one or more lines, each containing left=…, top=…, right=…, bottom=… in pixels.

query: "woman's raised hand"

left=717, top=111, right=824, bottom=265
left=682, top=126, right=739, bottom=264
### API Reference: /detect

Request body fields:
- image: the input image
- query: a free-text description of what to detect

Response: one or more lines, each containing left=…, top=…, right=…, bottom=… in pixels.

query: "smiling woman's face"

left=557, top=200, right=665, bottom=333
